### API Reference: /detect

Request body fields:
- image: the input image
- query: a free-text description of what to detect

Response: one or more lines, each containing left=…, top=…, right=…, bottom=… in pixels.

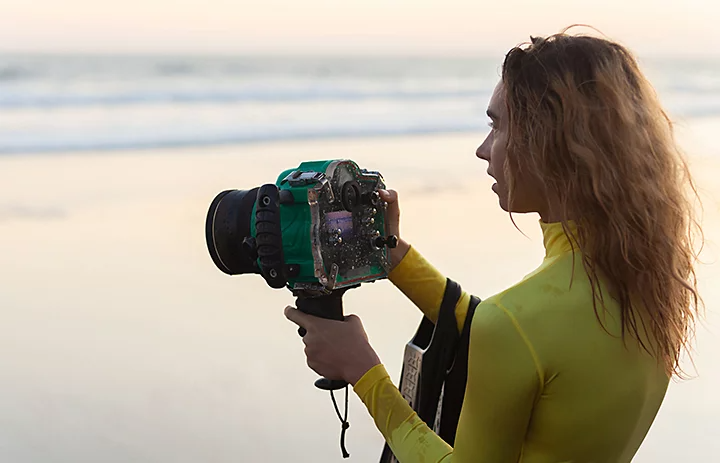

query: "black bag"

left=379, top=279, right=480, bottom=463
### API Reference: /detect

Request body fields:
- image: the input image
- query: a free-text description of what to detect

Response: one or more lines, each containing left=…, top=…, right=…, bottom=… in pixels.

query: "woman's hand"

left=284, top=306, right=381, bottom=386
left=379, top=189, right=410, bottom=271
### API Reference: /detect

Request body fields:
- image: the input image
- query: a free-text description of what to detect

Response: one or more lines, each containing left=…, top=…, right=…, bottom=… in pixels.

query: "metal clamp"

left=282, top=170, right=326, bottom=187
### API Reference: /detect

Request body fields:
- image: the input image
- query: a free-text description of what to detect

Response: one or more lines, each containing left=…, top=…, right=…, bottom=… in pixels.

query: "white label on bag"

left=388, top=341, right=426, bottom=463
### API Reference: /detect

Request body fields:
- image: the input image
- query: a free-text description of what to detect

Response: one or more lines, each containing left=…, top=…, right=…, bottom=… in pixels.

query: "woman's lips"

left=487, top=171, right=498, bottom=192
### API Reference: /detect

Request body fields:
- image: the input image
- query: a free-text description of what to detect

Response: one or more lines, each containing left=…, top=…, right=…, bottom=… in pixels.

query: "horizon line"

left=1, top=48, right=719, bottom=60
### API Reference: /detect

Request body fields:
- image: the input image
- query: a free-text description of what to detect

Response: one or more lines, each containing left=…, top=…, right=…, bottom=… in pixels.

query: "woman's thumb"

left=379, top=189, right=397, bottom=204
left=379, top=189, right=400, bottom=236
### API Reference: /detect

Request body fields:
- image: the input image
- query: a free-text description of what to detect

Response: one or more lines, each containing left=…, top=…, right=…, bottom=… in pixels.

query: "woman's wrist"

left=389, top=238, right=411, bottom=272
left=345, top=349, right=382, bottom=386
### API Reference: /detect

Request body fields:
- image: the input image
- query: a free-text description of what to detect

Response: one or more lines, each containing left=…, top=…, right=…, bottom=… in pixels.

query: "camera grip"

left=295, top=290, right=349, bottom=391
left=296, top=291, right=345, bottom=320
left=296, top=290, right=344, bottom=337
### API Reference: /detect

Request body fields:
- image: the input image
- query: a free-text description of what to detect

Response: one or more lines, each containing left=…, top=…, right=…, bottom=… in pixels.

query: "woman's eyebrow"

left=486, top=109, right=500, bottom=120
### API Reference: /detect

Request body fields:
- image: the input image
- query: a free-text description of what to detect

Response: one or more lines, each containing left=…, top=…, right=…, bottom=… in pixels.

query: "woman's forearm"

left=388, top=244, right=472, bottom=332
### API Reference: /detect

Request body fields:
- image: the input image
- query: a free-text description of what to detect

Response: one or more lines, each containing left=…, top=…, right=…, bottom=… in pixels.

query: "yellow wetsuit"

left=354, top=221, right=669, bottom=462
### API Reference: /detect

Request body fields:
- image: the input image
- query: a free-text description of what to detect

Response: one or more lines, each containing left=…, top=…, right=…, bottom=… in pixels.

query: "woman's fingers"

left=379, top=189, right=400, bottom=238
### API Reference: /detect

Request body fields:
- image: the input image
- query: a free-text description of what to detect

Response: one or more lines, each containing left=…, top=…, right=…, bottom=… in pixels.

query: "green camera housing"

left=248, top=159, right=392, bottom=293
left=205, top=159, right=396, bottom=397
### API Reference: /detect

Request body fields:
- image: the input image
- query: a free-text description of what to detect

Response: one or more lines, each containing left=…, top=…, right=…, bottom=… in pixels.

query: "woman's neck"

left=539, top=203, right=566, bottom=223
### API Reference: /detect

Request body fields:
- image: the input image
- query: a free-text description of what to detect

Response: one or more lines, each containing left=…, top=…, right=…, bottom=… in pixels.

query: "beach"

left=0, top=122, right=718, bottom=461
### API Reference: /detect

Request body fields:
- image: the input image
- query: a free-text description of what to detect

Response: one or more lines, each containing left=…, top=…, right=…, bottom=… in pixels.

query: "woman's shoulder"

left=480, top=252, right=620, bottom=330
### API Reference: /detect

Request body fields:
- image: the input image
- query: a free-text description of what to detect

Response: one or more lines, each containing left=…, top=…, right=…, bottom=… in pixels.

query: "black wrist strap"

left=330, top=385, right=351, bottom=458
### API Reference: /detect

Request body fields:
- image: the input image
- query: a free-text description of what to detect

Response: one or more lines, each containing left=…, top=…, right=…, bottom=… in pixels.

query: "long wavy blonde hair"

left=501, top=31, right=702, bottom=378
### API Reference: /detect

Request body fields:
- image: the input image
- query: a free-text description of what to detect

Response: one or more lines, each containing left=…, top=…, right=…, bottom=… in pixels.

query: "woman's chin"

left=491, top=184, right=509, bottom=210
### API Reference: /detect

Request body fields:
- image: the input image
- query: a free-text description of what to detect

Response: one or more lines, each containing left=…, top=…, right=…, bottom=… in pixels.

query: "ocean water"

left=1, top=54, right=719, bottom=154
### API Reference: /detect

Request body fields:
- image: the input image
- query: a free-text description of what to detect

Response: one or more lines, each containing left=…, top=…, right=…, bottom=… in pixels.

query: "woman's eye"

left=487, top=121, right=495, bottom=130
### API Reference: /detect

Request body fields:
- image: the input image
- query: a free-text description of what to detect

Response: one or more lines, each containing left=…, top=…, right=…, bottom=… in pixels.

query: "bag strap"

left=379, top=280, right=472, bottom=463
left=416, top=279, right=463, bottom=425
left=438, top=295, right=481, bottom=445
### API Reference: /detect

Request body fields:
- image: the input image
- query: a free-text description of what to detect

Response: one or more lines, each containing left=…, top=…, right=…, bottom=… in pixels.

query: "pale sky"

left=0, top=0, right=718, bottom=56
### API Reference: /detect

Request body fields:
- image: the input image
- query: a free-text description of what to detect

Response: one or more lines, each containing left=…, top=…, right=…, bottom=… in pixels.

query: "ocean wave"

left=2, top=54, right=719, bottom=155
left=0, top=120, right=482, bottom=154
left=0, top=87, right=483, bottom=109
left=1, top=93, right=720, bottom=154
left=1, top=80, right=717, bottom=112
left=0, top=67, right=33, bottom=81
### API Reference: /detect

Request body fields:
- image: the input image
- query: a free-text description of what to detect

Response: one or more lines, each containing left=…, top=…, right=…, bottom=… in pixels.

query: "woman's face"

left=476, top=82, right=544, bottom=215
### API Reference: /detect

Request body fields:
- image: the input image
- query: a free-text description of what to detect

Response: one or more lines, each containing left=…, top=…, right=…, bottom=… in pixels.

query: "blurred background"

left=0, top=1, right=718, bottom=461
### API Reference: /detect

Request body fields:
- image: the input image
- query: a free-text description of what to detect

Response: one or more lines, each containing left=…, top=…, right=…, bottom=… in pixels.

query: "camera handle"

left=295, top=289, right=349, bottom=390
left=294, top=288, right=353, bottom=458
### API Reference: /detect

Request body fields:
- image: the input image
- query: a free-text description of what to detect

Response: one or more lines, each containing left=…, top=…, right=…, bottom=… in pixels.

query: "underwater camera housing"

left=205, top=160, right=396, bottom=457
left=205, top=159, right=395, bottom=293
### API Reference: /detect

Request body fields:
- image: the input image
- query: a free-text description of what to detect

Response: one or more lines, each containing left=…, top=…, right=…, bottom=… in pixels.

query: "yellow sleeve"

left=353, top=364, right=453, bottom=462
left=354, top=302, right=540, bottom=463
left=388, top=246, right=472, bottom=332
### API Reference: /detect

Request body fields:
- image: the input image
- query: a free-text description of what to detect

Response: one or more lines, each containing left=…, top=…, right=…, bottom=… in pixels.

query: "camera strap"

left=379, top=279, right=480, bottom=463
left=330, top=386, right=351, bottom=458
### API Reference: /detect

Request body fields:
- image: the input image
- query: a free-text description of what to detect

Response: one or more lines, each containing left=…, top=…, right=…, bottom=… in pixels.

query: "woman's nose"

left=476, top=137, right=490, bottom=161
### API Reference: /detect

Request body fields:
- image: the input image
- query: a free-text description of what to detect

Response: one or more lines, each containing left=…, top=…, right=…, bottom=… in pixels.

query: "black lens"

left=205, top=188, right=261, bottom=275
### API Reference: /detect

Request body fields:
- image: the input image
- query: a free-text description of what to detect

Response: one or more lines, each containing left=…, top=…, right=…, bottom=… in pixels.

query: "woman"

left=285, top=32, right=702, bottom=462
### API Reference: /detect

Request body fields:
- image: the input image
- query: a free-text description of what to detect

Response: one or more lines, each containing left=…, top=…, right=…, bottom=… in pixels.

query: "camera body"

left=206, top=159, right=394, bottom=294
